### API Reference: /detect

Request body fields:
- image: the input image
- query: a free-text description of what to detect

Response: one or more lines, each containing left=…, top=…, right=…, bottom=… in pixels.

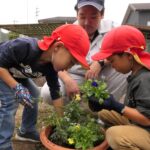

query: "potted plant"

left=40, top=79, right=109, bottom=150
left=79, top=79, right=109, bottom=104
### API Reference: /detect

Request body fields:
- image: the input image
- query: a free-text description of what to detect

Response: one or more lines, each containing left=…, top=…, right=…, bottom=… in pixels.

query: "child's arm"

left=88, top=95, right=150, bottom=126
left=122, top=106, right=150, bottom=126
left=0, top=67, right=18, bottom=88
left=0, top=67, right=34, bottom=108
left=52, top=97, right=64, bottom=116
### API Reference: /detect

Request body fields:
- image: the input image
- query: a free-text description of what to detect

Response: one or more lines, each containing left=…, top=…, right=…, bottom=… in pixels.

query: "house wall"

left=125, top=11, right=150, bottom=26
left=143, top=31, right=150, bottom=52
left=146, top=34, right=150, bottom=53
left=147, top=41, right=150, bottom=52
left=127, top=12, right=139, bottom=25
left=139, top=11, right=150, bottom=26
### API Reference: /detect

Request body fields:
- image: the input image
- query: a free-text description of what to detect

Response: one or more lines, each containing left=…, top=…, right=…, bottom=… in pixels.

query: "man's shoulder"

left=99, top=19, right=118, bottom=34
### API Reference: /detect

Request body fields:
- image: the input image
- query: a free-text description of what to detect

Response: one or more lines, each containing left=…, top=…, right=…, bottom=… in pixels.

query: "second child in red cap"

left=0, top=24, right=90, bottom=150
left=88, top=25, right=150, bottom=149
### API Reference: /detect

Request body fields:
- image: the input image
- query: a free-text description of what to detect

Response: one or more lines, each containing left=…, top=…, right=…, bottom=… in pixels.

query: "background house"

left=38, top=16, right=76, bottom=24
left=122, top=3, right=150, bottom=52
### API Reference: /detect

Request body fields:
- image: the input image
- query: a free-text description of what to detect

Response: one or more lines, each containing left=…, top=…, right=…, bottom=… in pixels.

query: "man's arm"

left=85, top=59, right=110, bottom=79
left=58, top=70, right=80, bottom=96
left=85, top=61, right=102, bottom=79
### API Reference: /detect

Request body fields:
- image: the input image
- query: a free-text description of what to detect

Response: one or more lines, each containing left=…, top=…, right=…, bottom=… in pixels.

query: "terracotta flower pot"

left=40, top=126, right=109, bottom=150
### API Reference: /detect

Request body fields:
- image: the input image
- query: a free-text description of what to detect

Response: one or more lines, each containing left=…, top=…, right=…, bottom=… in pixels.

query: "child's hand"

left=13, top=83, right=34, bottom=108
left=88, top=95, right=125, bottom=114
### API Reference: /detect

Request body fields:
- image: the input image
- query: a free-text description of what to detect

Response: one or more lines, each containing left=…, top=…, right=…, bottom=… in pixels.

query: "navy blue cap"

left=75, top=0, right=104, bottom=11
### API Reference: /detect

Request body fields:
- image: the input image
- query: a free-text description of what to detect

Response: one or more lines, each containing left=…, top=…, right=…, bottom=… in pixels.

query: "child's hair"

left=113, top=52, right=125, bottom=56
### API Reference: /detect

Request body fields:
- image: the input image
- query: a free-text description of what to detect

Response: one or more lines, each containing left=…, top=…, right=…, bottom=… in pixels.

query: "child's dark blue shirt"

left=0, top=37, right=60, bottom=100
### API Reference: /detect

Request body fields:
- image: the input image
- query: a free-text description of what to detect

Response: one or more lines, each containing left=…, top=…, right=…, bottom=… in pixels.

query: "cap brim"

left=131, top=51, right=150, bottom=70
left=38, top=37, right=54, bottom=51
left=69, top=49, right=89, bottom=69
left=92, top=51, right=113, bottom=61
left=78, top=2, right=103, bottom=11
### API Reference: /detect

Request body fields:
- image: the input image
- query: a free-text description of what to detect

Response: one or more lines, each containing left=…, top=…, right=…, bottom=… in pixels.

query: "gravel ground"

left=15, top=101, right=52, bottom=134
left=13, top=101, right=52, bottom=150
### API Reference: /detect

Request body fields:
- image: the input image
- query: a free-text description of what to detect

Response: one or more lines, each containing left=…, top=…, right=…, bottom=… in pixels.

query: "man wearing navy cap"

left=75, top=0, right=104, bottom=12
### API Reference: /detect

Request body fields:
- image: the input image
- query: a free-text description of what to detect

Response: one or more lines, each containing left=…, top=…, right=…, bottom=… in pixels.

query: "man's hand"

left=85, top=61, right=102, bottom=79
left=88, top=95, right=125, bottom=114
left=58, top=71, right=80, bottom=96
left=13, top=83, right=34, bottom=108
left=64, top=78, right=80, bottom=96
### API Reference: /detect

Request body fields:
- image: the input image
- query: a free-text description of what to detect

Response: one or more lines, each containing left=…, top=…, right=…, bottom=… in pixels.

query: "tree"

left=8, top=31, right=20, bottom=40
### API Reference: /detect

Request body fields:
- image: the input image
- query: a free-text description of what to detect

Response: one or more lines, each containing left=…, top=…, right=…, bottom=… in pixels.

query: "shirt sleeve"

left=134, top=73, right=150, bottom=118
left=42, top=63, right=61, bottom=100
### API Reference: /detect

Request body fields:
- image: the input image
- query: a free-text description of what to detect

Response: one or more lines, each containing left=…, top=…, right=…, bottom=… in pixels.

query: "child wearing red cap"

left=0, top=24, right=90, bottom=150
left=89, top=25, right=150, bottom=149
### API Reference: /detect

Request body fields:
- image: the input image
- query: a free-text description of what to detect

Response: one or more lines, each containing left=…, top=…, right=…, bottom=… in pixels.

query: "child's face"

left=107, top=53, right=132, bottom=74
left=51, top=46, right=77, bottom=71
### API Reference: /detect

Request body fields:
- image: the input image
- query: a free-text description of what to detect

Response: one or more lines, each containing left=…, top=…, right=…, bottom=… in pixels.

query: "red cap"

left=92, top=25, right=150, bottom=69
left=38, top=24, right=90, bottom=68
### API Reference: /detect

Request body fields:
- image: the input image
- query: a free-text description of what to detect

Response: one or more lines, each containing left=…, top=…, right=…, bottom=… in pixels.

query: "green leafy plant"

left=79, top=79, right=109, bottom=104
left=46, top=99, right=104, bottom=150
left=45, top=79, right=109, bottom=150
